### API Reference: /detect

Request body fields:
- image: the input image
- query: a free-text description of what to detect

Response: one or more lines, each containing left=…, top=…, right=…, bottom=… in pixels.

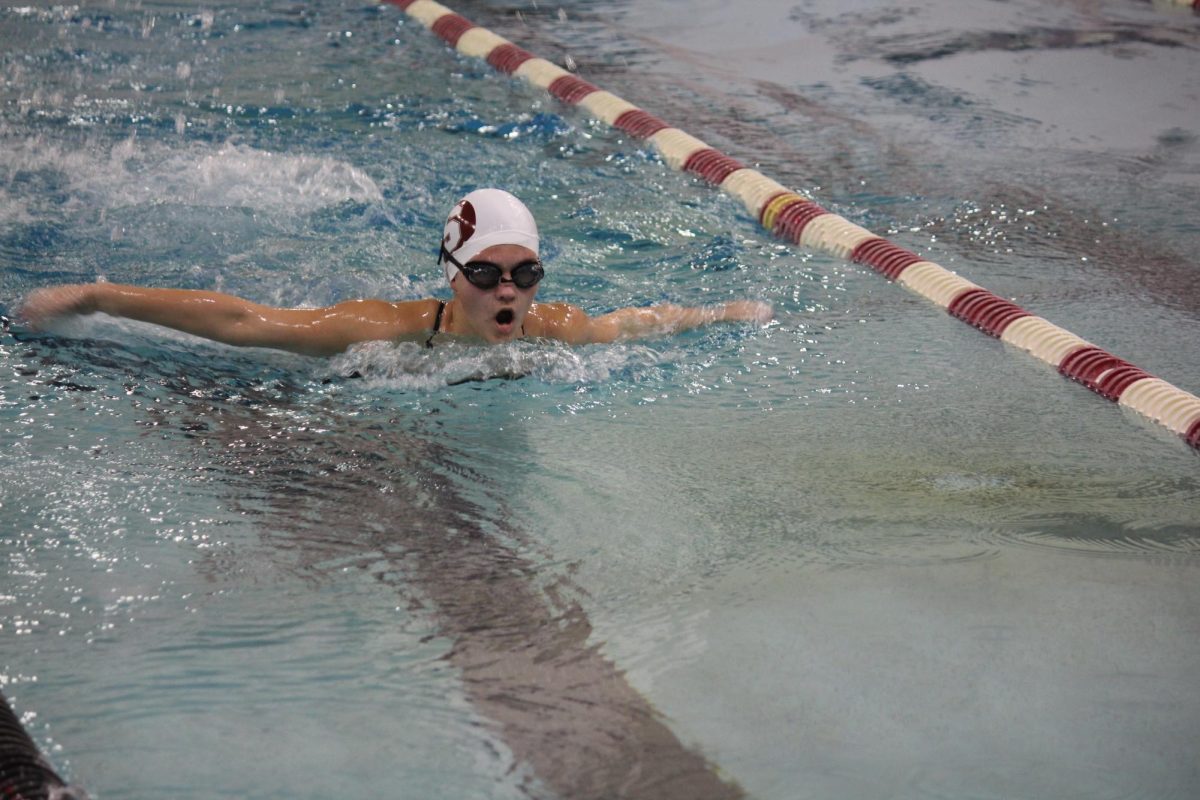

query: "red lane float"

left=1059, top=347, right=1155, bottom=402
left=770, top=198, right=829, bottom=244
left=486, top=44, right=535, bottom=74
left=430, top=13, right=473, bottom=46
left=683, top=148, right=746, bottom=185
left=548, top=75, right=600, bottom=105
left=613, top=109, right=670, bottom=139
left=382, top=0, right=1200, bottom=451
left=947, top=289, right=1032, bottom=338
left=851, top=238, right=923, bottom=280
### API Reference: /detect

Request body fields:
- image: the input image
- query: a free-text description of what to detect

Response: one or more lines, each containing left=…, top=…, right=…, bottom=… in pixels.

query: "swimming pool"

left=2, top=1, right=1199, bottom=798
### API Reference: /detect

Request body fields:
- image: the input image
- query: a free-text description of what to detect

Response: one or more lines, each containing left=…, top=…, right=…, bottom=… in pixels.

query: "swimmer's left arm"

left=530, top=300, right=773, bottom=344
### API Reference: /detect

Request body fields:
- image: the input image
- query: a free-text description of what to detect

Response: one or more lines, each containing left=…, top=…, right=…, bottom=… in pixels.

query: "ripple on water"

left=983, top=515, right=1200, bottom=561
left=813, top=525, right=1003, bottom=571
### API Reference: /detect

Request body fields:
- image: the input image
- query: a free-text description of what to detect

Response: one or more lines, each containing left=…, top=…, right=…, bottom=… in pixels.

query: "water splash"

left=0, top=135, right=384, bottom=221
left=329, top=338, right=669, bottom=390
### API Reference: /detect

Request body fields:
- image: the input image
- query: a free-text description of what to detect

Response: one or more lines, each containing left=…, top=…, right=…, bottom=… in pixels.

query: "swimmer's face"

left=450, top=243, right=540, bottom=343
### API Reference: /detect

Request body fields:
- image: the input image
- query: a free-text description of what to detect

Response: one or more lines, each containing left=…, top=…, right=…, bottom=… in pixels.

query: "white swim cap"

left=439, top=188, right=539, bottom=284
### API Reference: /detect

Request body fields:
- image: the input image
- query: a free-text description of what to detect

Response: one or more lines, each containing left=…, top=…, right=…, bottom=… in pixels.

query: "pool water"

left=2, top=1, right=1199, bottom=798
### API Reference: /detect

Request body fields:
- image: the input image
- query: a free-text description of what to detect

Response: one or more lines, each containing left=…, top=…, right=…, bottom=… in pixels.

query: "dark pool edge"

left=382, top=0, right=1200, bottom=452
left=0, top=689, right=88, bottom=800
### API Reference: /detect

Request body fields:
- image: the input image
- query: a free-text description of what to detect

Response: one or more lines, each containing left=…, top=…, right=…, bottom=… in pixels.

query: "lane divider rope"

left=382, top=0, right=1200, bottom=451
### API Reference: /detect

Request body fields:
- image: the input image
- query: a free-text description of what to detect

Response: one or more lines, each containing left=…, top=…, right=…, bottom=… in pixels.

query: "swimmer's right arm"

left=18, top=283, right=437, bottom=357
left=528, top=299, right=773, bottom=344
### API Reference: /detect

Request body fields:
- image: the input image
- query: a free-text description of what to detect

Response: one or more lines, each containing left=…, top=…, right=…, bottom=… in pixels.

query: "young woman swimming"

left=17, top=188, right=772, bottom=356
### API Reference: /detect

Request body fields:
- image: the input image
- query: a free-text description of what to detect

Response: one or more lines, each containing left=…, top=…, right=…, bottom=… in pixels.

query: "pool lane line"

left=190, top=392, right=745, bottom=799
left=381, top=0, right=1200, bottom=451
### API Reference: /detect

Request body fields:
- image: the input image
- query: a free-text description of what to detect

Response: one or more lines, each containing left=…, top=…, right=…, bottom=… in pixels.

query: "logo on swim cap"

left=442, top=200, right=476, bottom=255
left=440, top=188, right=539, bottom=284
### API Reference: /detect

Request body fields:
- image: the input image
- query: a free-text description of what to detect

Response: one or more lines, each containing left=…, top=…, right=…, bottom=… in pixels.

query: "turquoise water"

left=2, top=1, right=1199, bottom=798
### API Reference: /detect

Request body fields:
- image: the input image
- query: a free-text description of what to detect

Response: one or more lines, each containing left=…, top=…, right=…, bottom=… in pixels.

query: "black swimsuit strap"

left=425, top=302, right=526, bottom=348
left=424, top=300, right=446, bottom=349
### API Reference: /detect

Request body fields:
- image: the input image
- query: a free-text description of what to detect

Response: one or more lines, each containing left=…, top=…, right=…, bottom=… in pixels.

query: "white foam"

left=329, top=339, right=666, bottom=391
left=0, top=133, right=383, bottom=219
left=182, top=144, right=383, bottom=211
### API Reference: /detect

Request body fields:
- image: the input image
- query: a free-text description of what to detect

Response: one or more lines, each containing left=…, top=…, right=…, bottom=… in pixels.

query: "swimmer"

left=16, top=188, right=772, bottom=356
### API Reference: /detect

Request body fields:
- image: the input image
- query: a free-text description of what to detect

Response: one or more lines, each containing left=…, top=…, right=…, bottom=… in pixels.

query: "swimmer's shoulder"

left=525, top=301, right=592, bottom=344
left=404, top=297, right=447, bottom=343
left=331, top=297, right=443, bottom=344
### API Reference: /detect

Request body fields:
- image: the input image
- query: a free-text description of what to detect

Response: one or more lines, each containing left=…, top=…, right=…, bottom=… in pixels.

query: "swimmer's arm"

left=531, top=300, right=772, bottom=344
left=18, top=283, right=437, bottom=357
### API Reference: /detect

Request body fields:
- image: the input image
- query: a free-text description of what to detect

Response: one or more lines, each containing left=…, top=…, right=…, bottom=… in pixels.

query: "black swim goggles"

left=439, top=246, right=544, bottom=290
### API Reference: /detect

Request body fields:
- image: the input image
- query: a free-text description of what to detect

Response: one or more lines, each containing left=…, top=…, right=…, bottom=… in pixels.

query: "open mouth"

left=495, top=308, right=514, bottom=326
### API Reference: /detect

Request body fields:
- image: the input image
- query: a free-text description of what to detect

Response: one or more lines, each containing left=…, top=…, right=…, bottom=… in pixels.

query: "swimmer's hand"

left=716, top=300, right=773, bottom=325
left=16, top=284, right=98, bottom=330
